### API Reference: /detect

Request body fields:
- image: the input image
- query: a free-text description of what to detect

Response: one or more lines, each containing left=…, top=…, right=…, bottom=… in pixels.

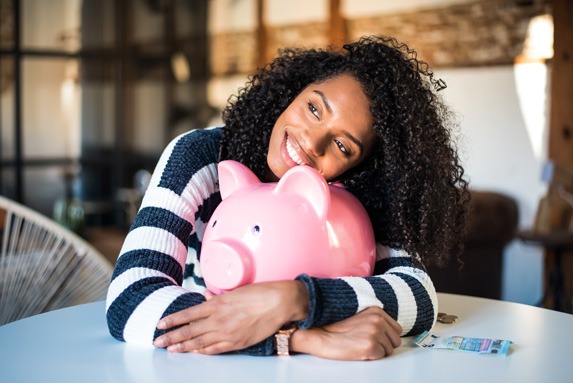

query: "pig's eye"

left=252, top=225, right=260, bottom=235
left=212, top=220, right=217, bottom=227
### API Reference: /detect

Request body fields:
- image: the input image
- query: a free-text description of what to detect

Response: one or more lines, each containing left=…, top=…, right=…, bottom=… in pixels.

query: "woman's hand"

left=153, top=280, right=309, bottom=354
left=291, top=307, right=402, bottom=360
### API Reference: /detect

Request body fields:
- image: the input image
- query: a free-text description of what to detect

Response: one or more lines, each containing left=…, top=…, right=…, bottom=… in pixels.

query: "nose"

left=300, top=127, right=329, bottom=157
left=200, top=240, right=252, bottom=292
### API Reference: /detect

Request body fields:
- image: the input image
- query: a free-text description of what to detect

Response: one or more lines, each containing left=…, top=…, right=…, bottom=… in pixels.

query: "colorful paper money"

left=414, top=331, right=513, bottom=356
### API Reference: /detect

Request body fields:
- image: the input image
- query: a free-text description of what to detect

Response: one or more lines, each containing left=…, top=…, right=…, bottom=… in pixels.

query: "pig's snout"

left=201, top=240, right=252, bottom=291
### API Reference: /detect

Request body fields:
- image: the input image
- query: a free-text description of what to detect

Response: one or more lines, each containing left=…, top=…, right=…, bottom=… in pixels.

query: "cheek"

left=322, top=159, right=349, bottom=182
left=265, top=129, right=285, bottom=180
left=267, top=129, right=280, bottom=160
left=268, top=115, right=286, bottom=149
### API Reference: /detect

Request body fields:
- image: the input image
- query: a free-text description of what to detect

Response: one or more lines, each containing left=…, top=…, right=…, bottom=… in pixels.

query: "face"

left=266, top=74, right=375, bottom=182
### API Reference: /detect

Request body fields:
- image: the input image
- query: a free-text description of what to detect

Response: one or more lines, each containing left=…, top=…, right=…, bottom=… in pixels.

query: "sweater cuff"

left=295, top=274, right=361, bottom=328
left=294, top=274, right=317, bottom=329
left=239, top=335, right=275, bottom=356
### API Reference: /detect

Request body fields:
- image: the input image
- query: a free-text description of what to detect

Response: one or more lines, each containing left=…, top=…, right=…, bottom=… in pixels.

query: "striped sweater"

left=106, top=127, right=438, bottom=355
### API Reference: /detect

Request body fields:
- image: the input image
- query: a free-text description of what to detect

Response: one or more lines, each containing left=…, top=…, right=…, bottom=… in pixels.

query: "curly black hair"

left=219, top=35, right=470, bottom=267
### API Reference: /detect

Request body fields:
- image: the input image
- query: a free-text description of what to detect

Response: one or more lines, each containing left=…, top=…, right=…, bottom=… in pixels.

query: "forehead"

left=307, top=74, right=367, bottom=97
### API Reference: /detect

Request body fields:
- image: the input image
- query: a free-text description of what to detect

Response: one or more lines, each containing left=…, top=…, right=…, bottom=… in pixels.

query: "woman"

left=106, top=35, right=469, bottom=360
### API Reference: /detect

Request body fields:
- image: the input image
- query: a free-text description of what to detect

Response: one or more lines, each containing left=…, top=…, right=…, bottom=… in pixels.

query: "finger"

left=166, top=335, right=232, bottom=354
left=386, top=326, right=402, bottom=348
left=157, top=304, right=211, bottom=330
left=154, top=321, right=208, bottom=348
left=378, top=309, right=403, bottom=335
left=374, top=334, right=396, bottom=358
left=154, top=324, right=192, bottom=348
left=204, top=290, right=215, bottom=300
left=388, top=318, right=403, bottom=336
left=372, top=324, right=402, bottom=358
left=166, top=332, right=210, bottom=353
left=192, top=341, right=237, bottom=355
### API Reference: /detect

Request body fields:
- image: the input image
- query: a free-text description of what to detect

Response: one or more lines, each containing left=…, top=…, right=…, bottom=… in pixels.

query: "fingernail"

left=155, top=338, right=166, bottom=348
left=157, top=321, right=166, bottom=329
left=167, top=344, right=179, bottom=353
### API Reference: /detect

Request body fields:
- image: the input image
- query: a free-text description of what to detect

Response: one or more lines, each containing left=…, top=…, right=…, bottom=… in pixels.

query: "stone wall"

left=209, top=0, right=551, bottom=77
left=210, top=31, right=258, bottom=77
left=348, top=0, right=551, bottom=67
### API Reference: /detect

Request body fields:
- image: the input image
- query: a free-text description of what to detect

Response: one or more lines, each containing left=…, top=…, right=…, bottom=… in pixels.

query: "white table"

left=1, top=293, right=572, bottom=383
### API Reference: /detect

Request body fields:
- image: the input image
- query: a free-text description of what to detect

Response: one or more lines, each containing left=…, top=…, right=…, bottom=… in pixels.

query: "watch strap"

left=275, top=326, right=297, bottom=356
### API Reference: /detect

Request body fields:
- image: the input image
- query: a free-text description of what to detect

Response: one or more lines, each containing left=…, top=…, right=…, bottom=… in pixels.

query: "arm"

left=154, top=243, right=435, bottom=358
left=295, top=243, right=438, bottom=336
left=290, top=306, right=402, bottom=360
left=106, top=128, right=221, bottom=346
left=154, top=280, right=309, bottom=355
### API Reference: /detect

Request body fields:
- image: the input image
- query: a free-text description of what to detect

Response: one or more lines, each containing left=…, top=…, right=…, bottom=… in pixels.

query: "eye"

left=212, top=220, right=217, bottom=227
left=252, top=225, right=260, bottom=235
left=335, top=140, right=351, bottom=157
left=308, top=102, right=319, bottom=120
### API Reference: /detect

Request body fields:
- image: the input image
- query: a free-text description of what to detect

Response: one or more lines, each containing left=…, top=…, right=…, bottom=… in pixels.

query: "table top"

left=1, top=293, right=572, bottom=383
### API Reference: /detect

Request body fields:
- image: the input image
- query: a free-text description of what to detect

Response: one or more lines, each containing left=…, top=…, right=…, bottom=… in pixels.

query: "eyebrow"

left=344, top=131, right=364, bottom=156
left=313, top=89, right=365, bottom=157
left=313, top=90, right=332, bottom=113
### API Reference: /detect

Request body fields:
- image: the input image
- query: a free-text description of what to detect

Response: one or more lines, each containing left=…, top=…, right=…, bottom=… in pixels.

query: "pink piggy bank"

left=200, top=160, right=376, bottom=294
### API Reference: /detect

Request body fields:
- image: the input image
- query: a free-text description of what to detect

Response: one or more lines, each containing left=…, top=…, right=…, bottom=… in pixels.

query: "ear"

left=273, top=166, right=330, bottom=221
left=218, top=160, right=261, bottom=200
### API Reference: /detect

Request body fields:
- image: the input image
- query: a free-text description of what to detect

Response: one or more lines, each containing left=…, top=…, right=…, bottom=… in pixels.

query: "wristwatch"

left=275, top=326, right=298, bottom=356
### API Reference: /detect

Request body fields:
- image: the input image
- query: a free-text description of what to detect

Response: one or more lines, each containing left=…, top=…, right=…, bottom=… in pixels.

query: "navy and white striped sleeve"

left=105, top=128, right=222, bottom=347
left=295, top=244, right=438, bottom=337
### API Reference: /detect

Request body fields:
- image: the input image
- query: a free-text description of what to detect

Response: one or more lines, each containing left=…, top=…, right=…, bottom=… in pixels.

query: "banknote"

left=414, top=331, right=512, bottom=356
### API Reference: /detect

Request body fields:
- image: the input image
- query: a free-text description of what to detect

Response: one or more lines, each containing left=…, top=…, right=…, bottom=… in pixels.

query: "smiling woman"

left=106, top=35, right=470, bottom=361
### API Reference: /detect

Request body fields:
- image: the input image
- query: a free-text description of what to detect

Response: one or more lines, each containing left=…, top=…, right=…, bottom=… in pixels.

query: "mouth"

left=285, top=134, right=307, bottom=166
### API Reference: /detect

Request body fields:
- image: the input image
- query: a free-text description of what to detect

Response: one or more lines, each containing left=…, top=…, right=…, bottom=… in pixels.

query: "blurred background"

left=1, top=0, right=571, bottom=308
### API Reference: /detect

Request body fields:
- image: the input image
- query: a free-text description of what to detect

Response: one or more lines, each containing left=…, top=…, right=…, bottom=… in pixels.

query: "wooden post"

left=256, top=0, right=268, bottom=69
left=546, top=0, right=573, bottom=311
left=329, top=0, right=345, bottom=48
left=549, top=0, right=573, bottom=166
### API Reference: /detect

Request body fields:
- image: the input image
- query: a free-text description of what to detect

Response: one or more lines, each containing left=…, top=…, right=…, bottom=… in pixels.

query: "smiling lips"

left=285, top=134, right=307, bottom=166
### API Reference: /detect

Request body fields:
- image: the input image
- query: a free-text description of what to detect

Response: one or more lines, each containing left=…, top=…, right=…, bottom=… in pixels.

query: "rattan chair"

left=0, top=195, right=113, bottom=325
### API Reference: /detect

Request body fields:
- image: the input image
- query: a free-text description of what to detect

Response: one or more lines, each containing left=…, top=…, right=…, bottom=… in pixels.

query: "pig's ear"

left=274, top=166, right=330, bottom=220
left=218, top=160, right=261, bottom=200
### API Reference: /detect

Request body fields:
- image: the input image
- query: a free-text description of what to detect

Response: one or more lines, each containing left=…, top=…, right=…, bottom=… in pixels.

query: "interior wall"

left=438, top=65, right=547, bottom=304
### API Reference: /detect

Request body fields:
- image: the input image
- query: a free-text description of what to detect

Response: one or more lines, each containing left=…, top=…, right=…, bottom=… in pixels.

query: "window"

left=0, top=0, right=212, bottom=230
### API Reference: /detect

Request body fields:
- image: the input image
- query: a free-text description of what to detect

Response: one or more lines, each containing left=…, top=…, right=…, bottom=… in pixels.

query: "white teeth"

left=286, top=137, right=306, bottom=166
